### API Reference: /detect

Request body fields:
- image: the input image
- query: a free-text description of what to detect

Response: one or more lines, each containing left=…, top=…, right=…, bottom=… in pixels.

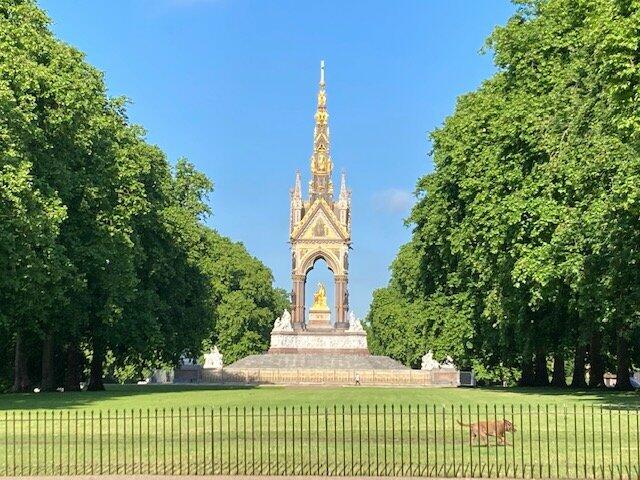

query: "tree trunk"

left=41, top=331, right=55, bottom=391
left=11, top=332, right=30, bottom=393
left=64, top=344, right=82, bottom=391
left=86, top=342, right=105, bottom=391
left=551, top=352, right=566, bottom=387
left=570, top=344, right=588, bottom=388
left=589, top=332, right=604, bottom=388
left=615, top=334, right=633, bottom=391
left=519, top=357, right=535, bottom=386
left=534, top=349, right=550, bottom=387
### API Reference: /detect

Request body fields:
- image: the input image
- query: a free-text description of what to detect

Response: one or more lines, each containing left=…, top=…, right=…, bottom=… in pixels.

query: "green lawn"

left=0, top=384, right=638, bottom=411
left=0, top=385, right=638, bottom=478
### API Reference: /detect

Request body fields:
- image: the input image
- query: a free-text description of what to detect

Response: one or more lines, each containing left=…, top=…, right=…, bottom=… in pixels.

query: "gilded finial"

left=311, top=60, right=332, bottom=179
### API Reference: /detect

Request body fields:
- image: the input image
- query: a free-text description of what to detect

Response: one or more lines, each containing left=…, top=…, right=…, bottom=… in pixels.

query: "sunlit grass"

left=0, top=385, right=638, bottom=477
left=0, top=383, right=637, bottom=411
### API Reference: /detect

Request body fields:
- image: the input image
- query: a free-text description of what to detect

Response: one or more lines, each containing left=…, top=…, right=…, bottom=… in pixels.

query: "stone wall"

left=201, top=367, right=460, bottom=387
left=173, top=366, right=202, bottom=383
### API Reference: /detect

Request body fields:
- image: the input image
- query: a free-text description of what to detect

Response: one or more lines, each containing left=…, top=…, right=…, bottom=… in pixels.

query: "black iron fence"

left=0, top=404, right=639, bottom=478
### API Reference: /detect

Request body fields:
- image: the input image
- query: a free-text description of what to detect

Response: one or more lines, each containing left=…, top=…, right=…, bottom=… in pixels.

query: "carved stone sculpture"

left=347, top=311, right=364, bottom=332
left=421, top=350, right=441, bottom=371
left=272, top=310, right=293, bottom=332
left=441, top=356, right=456, bottom=370
left=203, top=346, right=224, bottom=370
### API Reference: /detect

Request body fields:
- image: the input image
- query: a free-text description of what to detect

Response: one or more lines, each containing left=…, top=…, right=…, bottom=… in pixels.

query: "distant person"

left=355, top=373, right=360, bottom=386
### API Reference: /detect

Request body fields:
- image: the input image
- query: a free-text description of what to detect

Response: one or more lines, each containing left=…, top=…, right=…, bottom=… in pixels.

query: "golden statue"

left=312, top=282, right=328, bottom=309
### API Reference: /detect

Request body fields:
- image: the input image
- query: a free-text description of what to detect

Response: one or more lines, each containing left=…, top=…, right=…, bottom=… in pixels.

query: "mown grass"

left=0, top=385, right=638, bottom=478
left=0, top=384, right=638, bottom=411
left=0, top=400, right=638, bottom=478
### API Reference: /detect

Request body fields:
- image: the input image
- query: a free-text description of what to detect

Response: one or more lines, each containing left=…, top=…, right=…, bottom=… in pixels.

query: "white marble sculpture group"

left=347, top=311, right=364, bottom=332
left=272, top=310, right=294, bottom=332
left=269, top=309, right=369, bottom=353
left=203, top=345, right=224, bottom=370
left=421, top=350, right=456, bottom=371
left=271, top=309, right=364, bottom=333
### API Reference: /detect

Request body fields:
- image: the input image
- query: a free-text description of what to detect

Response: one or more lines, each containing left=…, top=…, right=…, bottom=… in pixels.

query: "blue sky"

left=39, top=0, right=516, bottom=319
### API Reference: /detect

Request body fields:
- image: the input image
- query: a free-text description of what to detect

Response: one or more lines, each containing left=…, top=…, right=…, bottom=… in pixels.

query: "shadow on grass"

left=0, top=384, right=260, bottom=411
left=0, top=384, right=638, bottom=411
left=480, top=386, right=640, bottom=409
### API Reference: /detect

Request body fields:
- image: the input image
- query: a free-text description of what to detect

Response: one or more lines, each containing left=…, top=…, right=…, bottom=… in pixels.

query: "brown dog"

left=457, top=419, right=516, bottom=445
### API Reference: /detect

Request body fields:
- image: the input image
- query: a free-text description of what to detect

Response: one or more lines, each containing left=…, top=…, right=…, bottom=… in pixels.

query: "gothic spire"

left=338, top=169, right=350, bottom=203
left=309, top=60, right=333, bottom=200
left=293, top=169, right=302, bottom=198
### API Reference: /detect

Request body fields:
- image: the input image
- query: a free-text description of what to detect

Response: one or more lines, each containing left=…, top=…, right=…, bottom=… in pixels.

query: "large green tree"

left=0, top=162, right=67, bottom=391
left=369, top=0, right=640, bottom=389
left=0, top=0, right=286, bottom=391
left=198, top=231, right=289, bottom=365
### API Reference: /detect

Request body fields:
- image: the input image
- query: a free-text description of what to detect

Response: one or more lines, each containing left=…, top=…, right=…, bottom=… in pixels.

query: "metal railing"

left=0, top=404, right=638, bottom=478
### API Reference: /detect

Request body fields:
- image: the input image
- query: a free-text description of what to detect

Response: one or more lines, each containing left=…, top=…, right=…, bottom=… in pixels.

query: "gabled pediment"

left=291, top=198, right=349, bottom=242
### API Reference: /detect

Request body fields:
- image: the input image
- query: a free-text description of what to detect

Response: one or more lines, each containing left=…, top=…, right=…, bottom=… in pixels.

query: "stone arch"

left=300, top=249, right=340, bottom=277
left=292, top=247, right=348, bottom=328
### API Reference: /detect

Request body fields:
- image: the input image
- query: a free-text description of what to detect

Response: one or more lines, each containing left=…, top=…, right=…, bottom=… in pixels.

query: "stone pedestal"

left=269, top=308, right=369, bottom=355
left=269, top=330, right=369, bottom=355
left=307, top=306, right=331, bottom=330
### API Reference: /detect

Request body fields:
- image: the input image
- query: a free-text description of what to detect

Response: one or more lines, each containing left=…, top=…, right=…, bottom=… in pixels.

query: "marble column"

left=292, top=275, right=306, bottom=329
left=334, top=275, right=348, bottom=329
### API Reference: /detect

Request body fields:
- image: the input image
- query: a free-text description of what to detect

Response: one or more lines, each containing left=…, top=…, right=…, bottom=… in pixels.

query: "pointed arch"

left=299, top=248, right=340, bottom=277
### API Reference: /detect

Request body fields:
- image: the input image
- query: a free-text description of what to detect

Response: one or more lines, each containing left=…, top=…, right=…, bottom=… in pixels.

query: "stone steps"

left=226, top=353, right=409, bottom=370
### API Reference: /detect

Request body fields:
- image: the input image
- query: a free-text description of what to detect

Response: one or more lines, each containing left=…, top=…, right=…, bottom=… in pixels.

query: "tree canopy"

left=0, top=0, right=285, bottom=392
left=368, top=0, right=640, bottom=389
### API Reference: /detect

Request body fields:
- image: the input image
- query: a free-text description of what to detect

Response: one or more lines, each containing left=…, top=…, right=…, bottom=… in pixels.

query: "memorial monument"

left=179, top=62, right=460, bottom=385
left=220, top=62, right=444, bottom=380
left=268, top=60, right=368, bottom=355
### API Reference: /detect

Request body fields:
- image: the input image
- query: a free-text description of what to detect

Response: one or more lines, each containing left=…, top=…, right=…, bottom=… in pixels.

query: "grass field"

left=0, top=385, right=639, bottom=478
left=0, top=384, right=638, bottom=411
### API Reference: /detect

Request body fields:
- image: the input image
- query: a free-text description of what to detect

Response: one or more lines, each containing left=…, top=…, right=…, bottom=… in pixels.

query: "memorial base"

left=307, top=306, right=332, bottom=330
left=269, top=330, right=369, bottom=355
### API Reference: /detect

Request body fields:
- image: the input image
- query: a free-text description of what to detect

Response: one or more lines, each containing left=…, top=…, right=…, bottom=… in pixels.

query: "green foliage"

left=367, top=287, right=424, bottom=368
left=0, top=0, right=285, bottom=391
left=198, top=231, right=289, bottom=365
left=0, top=161, right=67, bottom=327
left=367, top=284, right=474, bottom=369
left=369, top=0, right=640, bottom=388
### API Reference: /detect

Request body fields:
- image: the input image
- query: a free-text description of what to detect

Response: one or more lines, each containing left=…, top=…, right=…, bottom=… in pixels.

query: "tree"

left=1, top=0, right=289, bottom=390
left=367, top=242, right=474, bottom=370
left=1, top=0, right=219, bottom=390
left=369, top=0, right=640, bottom=388
left=0, top=162, right=67, bottom=392
left=106, top=153, right=214, bottom=381
left=367, top=287, right=425, bottom=368
left=198, top=231, right=289, bottom=365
